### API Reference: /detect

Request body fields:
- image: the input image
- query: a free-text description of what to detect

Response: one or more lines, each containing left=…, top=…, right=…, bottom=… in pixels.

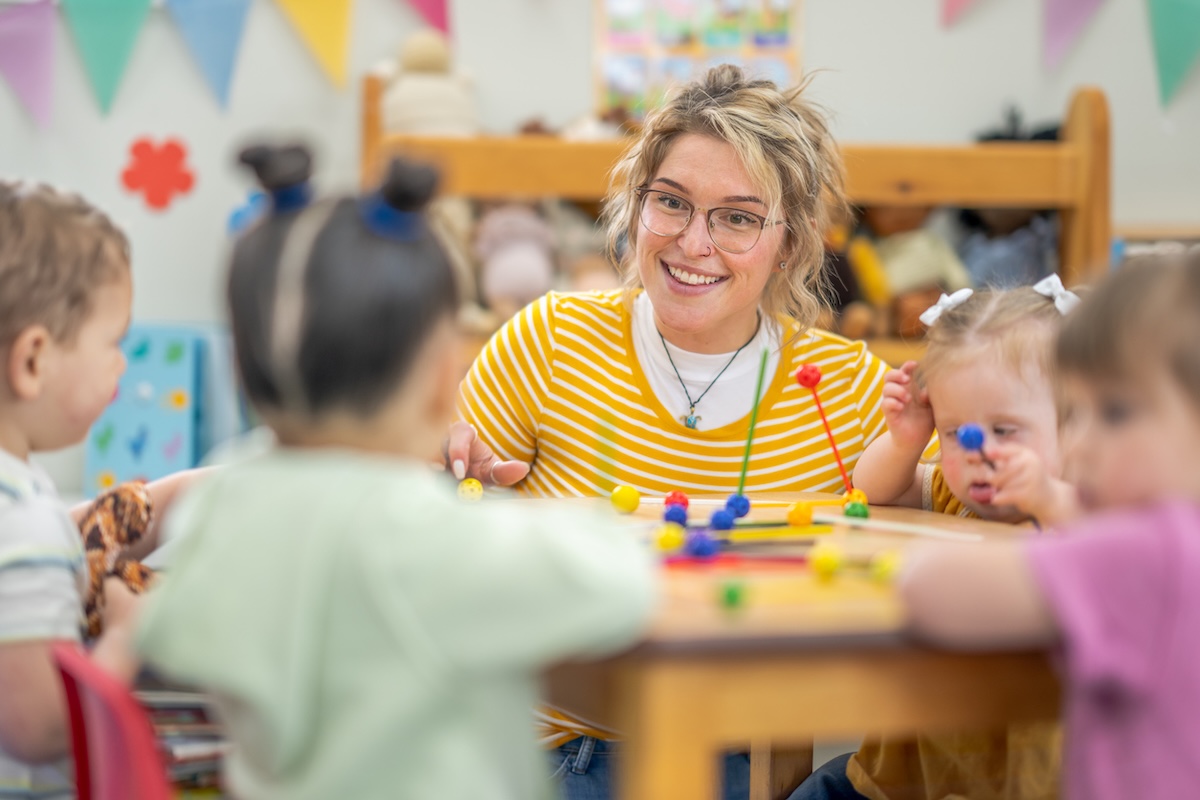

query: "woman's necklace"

left=658, top=314, right=761, bottom=430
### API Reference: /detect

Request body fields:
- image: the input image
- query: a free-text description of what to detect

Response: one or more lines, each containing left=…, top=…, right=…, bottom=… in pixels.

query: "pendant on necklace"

left=682, top=407, right=700, bottom=429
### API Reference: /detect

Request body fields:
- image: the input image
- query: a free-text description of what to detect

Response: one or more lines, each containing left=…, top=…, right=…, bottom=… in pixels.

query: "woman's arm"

left=450, top=295, right=559, bottom=485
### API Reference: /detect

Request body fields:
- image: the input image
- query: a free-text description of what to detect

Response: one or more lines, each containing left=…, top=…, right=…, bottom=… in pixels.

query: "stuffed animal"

left=381, top=28, right=478, bottom=136
left=475, top=204, right=557, bottom=319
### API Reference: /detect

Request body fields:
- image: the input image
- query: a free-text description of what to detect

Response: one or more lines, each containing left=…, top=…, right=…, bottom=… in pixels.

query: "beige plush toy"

left=381, top=28, right=478, bottom=136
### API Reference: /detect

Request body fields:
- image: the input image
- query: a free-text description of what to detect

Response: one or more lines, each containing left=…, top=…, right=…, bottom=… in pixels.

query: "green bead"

left=844, top=501, right=869, bottom=519
left=719, top=580, right=745, bottom=610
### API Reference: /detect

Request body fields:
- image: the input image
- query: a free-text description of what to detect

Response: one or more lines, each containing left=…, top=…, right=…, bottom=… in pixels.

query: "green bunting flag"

left=61, top=0, right=152, bottom=113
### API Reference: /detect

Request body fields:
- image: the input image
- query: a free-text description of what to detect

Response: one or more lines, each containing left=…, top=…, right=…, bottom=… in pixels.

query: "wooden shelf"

left=362, top=77, right=1111, bottom=359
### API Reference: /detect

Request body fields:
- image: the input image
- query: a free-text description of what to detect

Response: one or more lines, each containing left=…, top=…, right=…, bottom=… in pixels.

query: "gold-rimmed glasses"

left=634, top=187, right=783, bottom=254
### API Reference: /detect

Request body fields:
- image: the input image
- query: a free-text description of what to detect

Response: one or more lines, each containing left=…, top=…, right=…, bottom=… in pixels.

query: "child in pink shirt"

left=902, top=249, right=1200, bottom=800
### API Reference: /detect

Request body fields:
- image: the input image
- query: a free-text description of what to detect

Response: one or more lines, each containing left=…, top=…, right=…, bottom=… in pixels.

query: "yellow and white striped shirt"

left=458, top=290, right=890, bottom=499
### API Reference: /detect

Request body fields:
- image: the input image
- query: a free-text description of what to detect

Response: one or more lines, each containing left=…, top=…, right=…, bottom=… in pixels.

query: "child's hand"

left=881, top=362, right=935, bottom=449
left=89, top=577, right=144, bottom=683
left=987, top=443, right=1081, bottom=527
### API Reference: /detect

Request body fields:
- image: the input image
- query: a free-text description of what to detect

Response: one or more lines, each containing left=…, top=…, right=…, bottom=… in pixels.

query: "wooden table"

left=545, top=494, right=1061, bottom=800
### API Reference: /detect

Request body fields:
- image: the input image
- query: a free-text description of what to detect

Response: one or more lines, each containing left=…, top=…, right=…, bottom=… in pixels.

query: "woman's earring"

left=779, top=261, right=787, bottom=270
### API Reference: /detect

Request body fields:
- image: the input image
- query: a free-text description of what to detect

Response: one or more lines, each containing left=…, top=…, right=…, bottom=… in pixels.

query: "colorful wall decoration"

left=595, top=0, right=800, bottom=120
left=0, top=0, right=450, bottom=123
left=83, top=324, right=248, bottom=498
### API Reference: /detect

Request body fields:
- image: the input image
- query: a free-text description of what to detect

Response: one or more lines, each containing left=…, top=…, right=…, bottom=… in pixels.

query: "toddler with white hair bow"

left=852, top=275, right=1083, bottom=527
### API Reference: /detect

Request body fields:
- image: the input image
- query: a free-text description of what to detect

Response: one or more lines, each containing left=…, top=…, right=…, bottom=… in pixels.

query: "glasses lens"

left=639, top=190, right=691, bottom=237
left=709, top=208, right=764, bottom=254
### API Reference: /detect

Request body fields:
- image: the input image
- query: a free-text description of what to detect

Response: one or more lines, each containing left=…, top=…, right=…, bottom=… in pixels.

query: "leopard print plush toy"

left=78, top=482, right=156, bottom=638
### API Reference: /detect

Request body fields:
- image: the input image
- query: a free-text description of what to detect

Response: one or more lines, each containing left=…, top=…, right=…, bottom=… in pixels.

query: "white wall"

left=3, top=0, right=1197, bottom=491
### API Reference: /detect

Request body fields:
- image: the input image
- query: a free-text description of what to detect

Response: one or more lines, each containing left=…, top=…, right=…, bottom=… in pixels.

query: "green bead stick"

left=736, top=347, right=771, bottom=497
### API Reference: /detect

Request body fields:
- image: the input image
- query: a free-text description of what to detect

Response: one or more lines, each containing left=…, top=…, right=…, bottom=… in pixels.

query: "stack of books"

left=136, top=688, right=229, bottom=788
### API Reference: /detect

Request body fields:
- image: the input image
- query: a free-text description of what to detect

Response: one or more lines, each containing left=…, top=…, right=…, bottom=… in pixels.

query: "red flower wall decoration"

left=121, top=139, right=195, bottom=211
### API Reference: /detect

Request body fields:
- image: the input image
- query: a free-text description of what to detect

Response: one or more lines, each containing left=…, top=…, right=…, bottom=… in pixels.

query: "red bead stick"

left=795, top=364, right=853, bottom=495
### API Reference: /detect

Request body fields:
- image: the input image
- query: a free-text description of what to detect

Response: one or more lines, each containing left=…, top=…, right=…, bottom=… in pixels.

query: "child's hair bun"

left=379, top=157, right=438, bottom=212
left=238, top=144, right=313, bottom=193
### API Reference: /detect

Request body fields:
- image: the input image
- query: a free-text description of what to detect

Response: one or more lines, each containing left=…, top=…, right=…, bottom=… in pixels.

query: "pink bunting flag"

left=409, top=0, right=448, bottom=34
left=0, top=0, right=55, bottom=128
left=942, top=0, right=977, bottom=27
left=1044, top=0, right=1106, bottom=68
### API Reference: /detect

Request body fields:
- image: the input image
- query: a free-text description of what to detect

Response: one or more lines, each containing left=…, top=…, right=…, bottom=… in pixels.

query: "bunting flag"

left=274, top=0, right=354, bottom=87
left=1044, top=0, right=1105, bottom=67
left=942, top=0, right=978, bottom=27
left=166, top=0, right=251, bottom=108
left=61, top=0, right=152, bottom=113
left=1147, top=0, right=1200, bottom=104
left=0, top=0, right=55, bottom=128
left=408, top=0, right=449, bottom=34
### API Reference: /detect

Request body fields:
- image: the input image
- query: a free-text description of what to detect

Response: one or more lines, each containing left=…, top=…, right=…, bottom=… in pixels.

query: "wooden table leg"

left=615, top=659, right=718, bottom=800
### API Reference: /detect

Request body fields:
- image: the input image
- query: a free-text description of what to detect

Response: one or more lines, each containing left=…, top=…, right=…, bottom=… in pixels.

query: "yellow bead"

left=844, top=489, right=868, bottom=507
left=810, top=542, right=843, bottom=581
left=870, top=550, right=903, bottom=584
left=457, top=478, right=483, bottom=502
left=610, top=484, right=641, bottom=514
left=787, top=501, right=814, bottom=527
left=654, top=522, right=687, bottom=552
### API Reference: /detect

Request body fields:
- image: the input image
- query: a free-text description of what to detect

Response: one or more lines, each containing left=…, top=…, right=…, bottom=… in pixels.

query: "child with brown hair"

left=901, top=250, right=1200, bottom=799
left=794, top=279, right=1082, bottom=800
left=0, top=181, right=194, bottom=798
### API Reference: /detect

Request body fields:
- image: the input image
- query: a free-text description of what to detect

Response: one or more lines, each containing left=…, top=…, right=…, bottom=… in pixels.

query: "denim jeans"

left=786, top=753, right=867, bottom=800
left=550, top=736, right=752, bottom=800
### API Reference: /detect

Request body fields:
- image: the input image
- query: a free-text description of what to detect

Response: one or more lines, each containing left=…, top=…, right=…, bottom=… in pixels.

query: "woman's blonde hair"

left=920, top=287, right=1069, bottom=389
left=1058, top=249, right=1200, bottom=408
left=602, top=64, right=846, bottom=331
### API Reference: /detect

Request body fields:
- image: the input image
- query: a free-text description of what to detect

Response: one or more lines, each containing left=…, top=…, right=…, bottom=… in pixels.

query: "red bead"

left=796, top=364, right=822, bottom=389
left=664, top=490, right=689, bottom=509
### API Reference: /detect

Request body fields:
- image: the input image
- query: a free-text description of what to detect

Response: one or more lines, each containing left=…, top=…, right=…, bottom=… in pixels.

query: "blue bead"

left=726, top=493, right=751, bottom=518
left=663, top=504, right=688, bottom=525
left=710, top=509, right=735, bottom=530
left=685, top=530, right=719, bottom=558
left=956, top=423, right=985, bottom=452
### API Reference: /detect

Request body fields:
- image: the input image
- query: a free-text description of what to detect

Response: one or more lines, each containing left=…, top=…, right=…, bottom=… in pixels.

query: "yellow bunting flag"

left=274, top=0, right=353, bottom=87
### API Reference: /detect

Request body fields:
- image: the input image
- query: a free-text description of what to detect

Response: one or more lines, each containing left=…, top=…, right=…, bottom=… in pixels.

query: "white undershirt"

left=631, top=292, right=782, bottom=431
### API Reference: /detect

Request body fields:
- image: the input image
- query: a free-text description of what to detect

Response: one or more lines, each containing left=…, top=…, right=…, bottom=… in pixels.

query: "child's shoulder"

left=0, top=454, right=78, bottom=554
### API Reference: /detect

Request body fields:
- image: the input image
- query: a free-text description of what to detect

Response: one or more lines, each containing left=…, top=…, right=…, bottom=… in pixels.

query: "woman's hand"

left=881, top=362, right=935, bottom=449
left=987, top=442, right=1081, bottom=527
left=444, top=421, right=531, bottom=487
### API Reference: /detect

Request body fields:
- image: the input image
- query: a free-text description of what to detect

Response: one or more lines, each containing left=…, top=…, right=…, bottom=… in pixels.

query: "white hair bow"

left=1032, top=274, right=1081, bottom=315
left=918, top=288, right=974, bottom=327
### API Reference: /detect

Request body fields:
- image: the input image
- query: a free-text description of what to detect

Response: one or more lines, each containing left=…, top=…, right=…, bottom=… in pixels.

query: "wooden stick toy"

left=795, top=364, right=853, bottom=495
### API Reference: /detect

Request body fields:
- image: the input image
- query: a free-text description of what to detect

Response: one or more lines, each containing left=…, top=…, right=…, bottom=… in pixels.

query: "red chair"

left=51, top=642, right=174, bottom=800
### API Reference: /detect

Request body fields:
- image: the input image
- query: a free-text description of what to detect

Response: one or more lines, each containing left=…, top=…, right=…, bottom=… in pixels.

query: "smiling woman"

left=451, top=65, right=888, bottom=495
left=447, top=65, right=893, bottom=800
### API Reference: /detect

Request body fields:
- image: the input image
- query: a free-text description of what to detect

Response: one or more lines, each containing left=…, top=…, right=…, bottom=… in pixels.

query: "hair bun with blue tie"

left=238, top=144, right=313, bottom=213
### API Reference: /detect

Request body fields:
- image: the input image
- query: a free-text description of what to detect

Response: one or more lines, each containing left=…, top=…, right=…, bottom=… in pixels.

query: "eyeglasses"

left=634, top=187, right=783, bottom=254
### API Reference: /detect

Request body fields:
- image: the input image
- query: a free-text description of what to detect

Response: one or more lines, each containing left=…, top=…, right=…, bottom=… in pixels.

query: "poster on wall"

left=594, top=0, right=801, bottom=119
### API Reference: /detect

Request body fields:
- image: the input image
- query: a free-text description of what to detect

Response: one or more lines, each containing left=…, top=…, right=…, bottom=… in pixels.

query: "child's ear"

left=6, top=325, right=51, bottom=401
